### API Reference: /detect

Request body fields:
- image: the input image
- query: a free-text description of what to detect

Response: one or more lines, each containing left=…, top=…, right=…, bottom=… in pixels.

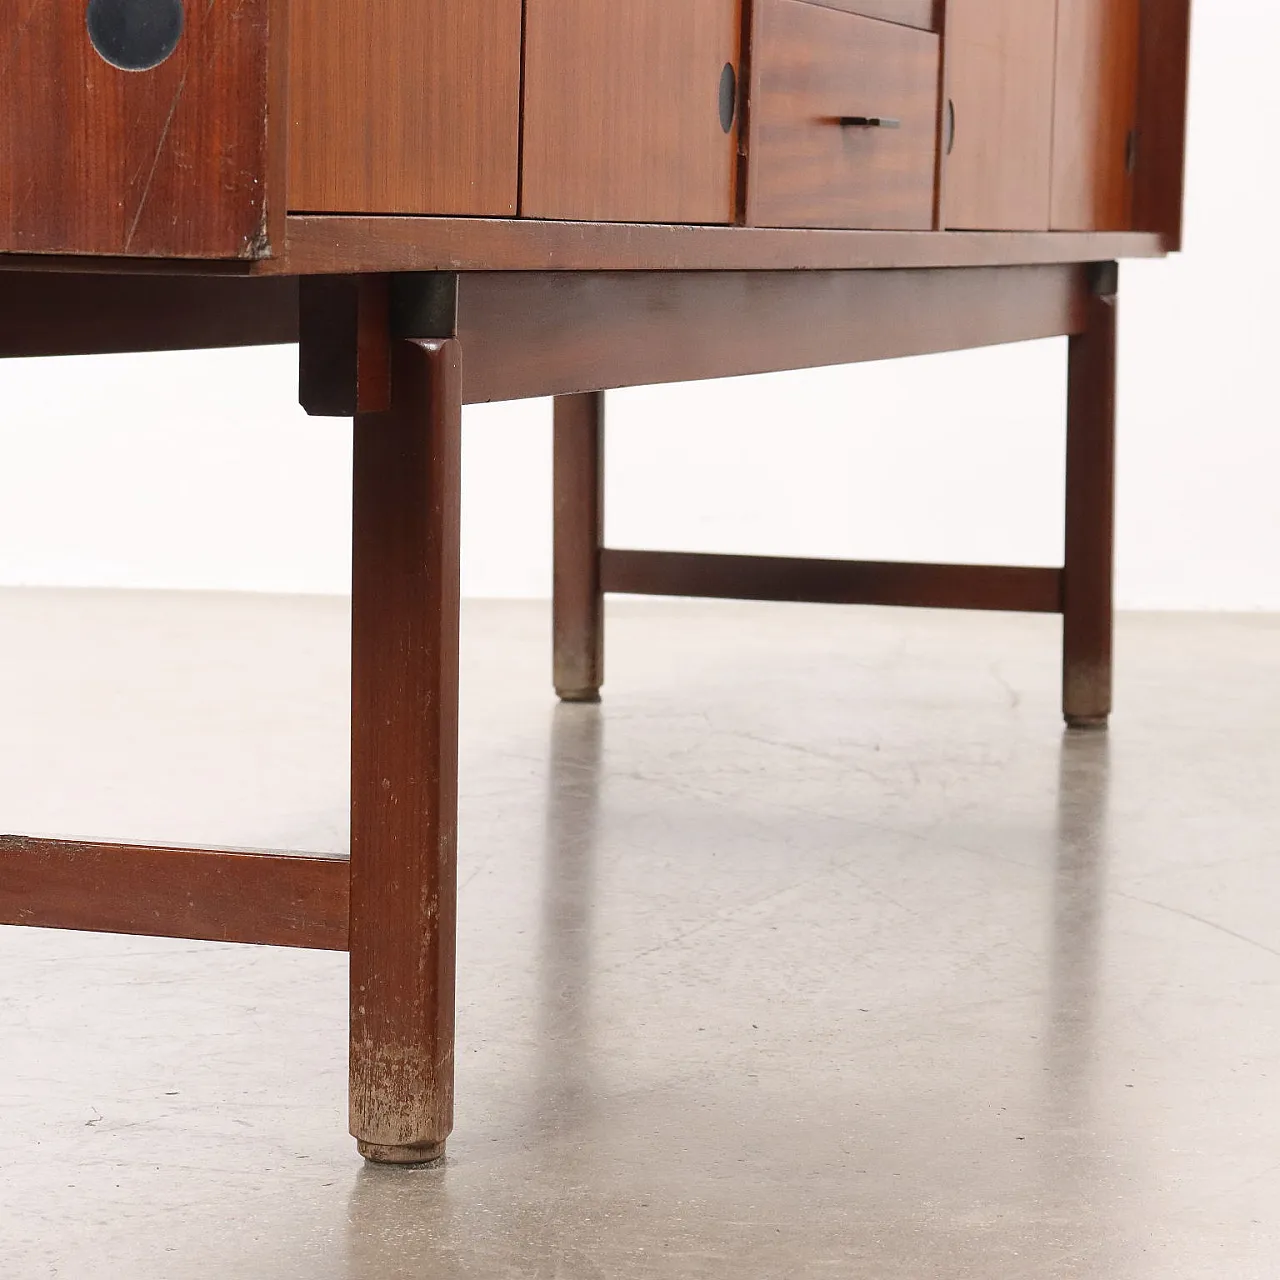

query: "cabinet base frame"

left=1, top=257, right=1120, bottom=1167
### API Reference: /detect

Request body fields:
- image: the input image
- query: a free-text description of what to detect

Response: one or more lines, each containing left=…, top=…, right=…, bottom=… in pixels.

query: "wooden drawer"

left=746, top=1, right=940, bottom=229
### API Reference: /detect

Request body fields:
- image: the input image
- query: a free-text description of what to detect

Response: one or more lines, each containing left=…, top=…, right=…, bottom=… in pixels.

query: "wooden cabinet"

left=942, top=0, right=1059, bottom=231
left=747, top=2, right=940, bottom=230
left=1051, top=0, right=1141, bottom=231
left=0, top=0, right=1190, bottom=253
left=288, top=0, right=523, bottom=216
left=521, top=0, right=742, bottom=223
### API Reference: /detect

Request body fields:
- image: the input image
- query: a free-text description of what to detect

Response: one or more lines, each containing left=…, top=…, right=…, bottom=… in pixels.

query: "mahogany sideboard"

left=0, top=0, right=1191, bottom=1165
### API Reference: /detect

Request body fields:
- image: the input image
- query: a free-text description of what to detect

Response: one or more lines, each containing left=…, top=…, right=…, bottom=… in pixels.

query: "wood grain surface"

left=349, top=338, right=463, bottom=1163
left=553, top=394, right=606, bottom=701
left=943, top=0, right=1059, bottom=230
left=0, top=837, right=349, bottom=950
left=1063, top=267, right=1118, bottom=726
left=289, top=0, right=522, bottom=215
left=0, top=273, right=297, bottom=357
left=298, top=276, right=392, bottom=417
left=452, top=265, right=1088, bottom=403
left=602, top=551, right=1064, bottom=613
left=1133, top=0, right=1192, bottom=248
left=278, top=218, right=1167, bottom=275
left=748, top=1, right=940, bottom=229
left=0, top=0, right=275, bottom=258
left=1051, top=0, right=1141, bottom=231
left=521, top=0, right=741, bottom=222
left=789, top=0, right=940, bottom=31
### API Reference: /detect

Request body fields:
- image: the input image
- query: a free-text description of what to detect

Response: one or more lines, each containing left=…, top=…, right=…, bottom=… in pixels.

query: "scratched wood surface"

left=0, top=0, right=276, bottom=258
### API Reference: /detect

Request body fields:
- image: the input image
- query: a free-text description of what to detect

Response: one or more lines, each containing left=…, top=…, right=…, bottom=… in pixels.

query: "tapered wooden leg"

left=553, top=391, right=605, bottom=702
left=1063, top=265, right=1118, bottom=730
left=350, top=338, right=462, bottom=1166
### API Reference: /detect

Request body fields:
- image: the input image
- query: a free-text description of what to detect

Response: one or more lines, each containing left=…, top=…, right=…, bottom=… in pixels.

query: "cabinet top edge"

left=0, top=221, right=1170, bottom=279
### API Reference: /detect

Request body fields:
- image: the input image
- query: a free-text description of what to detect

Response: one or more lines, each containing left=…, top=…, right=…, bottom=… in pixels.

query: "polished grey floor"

left=1, top=590, right=1278, bottom=1278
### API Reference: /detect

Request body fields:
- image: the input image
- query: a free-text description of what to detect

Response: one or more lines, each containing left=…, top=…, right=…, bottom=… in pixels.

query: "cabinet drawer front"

left=747, top=1, right=940, bottom=230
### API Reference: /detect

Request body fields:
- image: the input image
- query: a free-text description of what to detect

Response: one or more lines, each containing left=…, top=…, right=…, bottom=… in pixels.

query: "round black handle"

left=86, top=0, right=184, bottom=72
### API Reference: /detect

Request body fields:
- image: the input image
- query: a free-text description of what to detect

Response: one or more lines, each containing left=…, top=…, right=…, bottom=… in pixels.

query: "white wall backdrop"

left=1, top=0, right=1276, bottom=610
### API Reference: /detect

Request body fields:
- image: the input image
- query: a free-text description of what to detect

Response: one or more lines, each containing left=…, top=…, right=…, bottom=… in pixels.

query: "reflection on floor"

left=1, top=591, right=1277, bottom=1278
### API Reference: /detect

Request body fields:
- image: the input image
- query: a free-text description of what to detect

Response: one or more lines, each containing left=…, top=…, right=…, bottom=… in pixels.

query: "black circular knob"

left=86, top=0, right=184, bottom=72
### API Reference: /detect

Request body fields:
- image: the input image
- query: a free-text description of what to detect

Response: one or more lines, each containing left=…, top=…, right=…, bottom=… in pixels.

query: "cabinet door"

left=522, top=0, right=741, bottom=223
left=290, top=0, right=523, bottom=215
left=942, top=0, right=1058, bottom=230
left=1, top=0, right=276, bottom=257
left=1050, top=0, right=1141, bottom=230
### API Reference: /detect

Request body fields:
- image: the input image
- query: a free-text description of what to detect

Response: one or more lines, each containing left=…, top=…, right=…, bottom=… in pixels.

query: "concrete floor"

left=1, top=589, right=1278, bottom=1278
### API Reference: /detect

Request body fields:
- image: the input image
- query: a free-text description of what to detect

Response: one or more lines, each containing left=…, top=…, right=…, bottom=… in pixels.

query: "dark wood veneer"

left=0, top=0, right=276, bottom=258
left=278, top=219, right=1167, bottom=276
left=1133, top=0, right=1193, bottom=249
left=747, top=2, right=940, bottom=229
left=288, top=0, right=522, bottom=216
left=0, top=837, right=349, bottom=951
left=602, top=551, right=1064, bottom=613
left=453, top=266, right=1087, bottom=403
left=522, top=0, right=741, bottom=223
left=790, top=0, right=940, bottom=32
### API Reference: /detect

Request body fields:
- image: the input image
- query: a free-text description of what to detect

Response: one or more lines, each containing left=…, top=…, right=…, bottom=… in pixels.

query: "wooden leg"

left=553, top=391, right=605, bottom=702
left=1063, top=265, right=1118, bottom=730
left=349, top=338, right=462, bottom=1166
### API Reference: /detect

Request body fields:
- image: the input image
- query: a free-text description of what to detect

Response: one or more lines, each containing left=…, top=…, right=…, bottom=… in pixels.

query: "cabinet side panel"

left=0, top=0, right=272, bottom=258
left=1132, top=0, right=1192, bottom=247
left=522, top=0, right=741, bottom=224
left=1050, top=0, right=1141, bottom=231
left=942, top=0, right=1058, bottom=231
left=289, top=0, right=522, bottom=216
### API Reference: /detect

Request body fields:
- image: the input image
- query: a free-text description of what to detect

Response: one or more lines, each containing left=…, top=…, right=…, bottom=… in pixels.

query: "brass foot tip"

left=1065, top=715, right=1110, bottom=732
left=357, top=1140, right=447, bottom=1167
left=556, top=688, right=602, bottom=705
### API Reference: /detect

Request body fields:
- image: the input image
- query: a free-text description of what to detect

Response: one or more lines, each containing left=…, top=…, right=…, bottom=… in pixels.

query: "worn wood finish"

left=554, top=394, right=606, bottom=702
left=1063, top=266, right=1118, bottom=728
left=452, top=266, right=1087, bottom=403
left=0, top=274, right=298, bottom=359
left=0, top=0, right=274, bottom=259
left=943, top=0, right=1059, bottom=230
left=350, top=338, right=463, bottom=1166
left=1051, top=0, right=1141, bottom=231
left=278, top=218, right=1167, bottom=276
left=747, top=2, right=940, bottom=229
left=298, top=276, right=391, bottom=417
left=289, top=0, right=521, bottom=216
left=792, top=0, right=940, bottom=31
left=521, top=0, right=740, bottom=223
left=603, top=550, right=1063, bottom=613
left=1133, top=0, right=1193, bottom=249
left=0, top=837, right=349, bottom=950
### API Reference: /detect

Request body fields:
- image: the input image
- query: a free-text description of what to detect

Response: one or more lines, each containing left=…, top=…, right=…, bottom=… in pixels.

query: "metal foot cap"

left=357, top=1140, right=447, bottom=1167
